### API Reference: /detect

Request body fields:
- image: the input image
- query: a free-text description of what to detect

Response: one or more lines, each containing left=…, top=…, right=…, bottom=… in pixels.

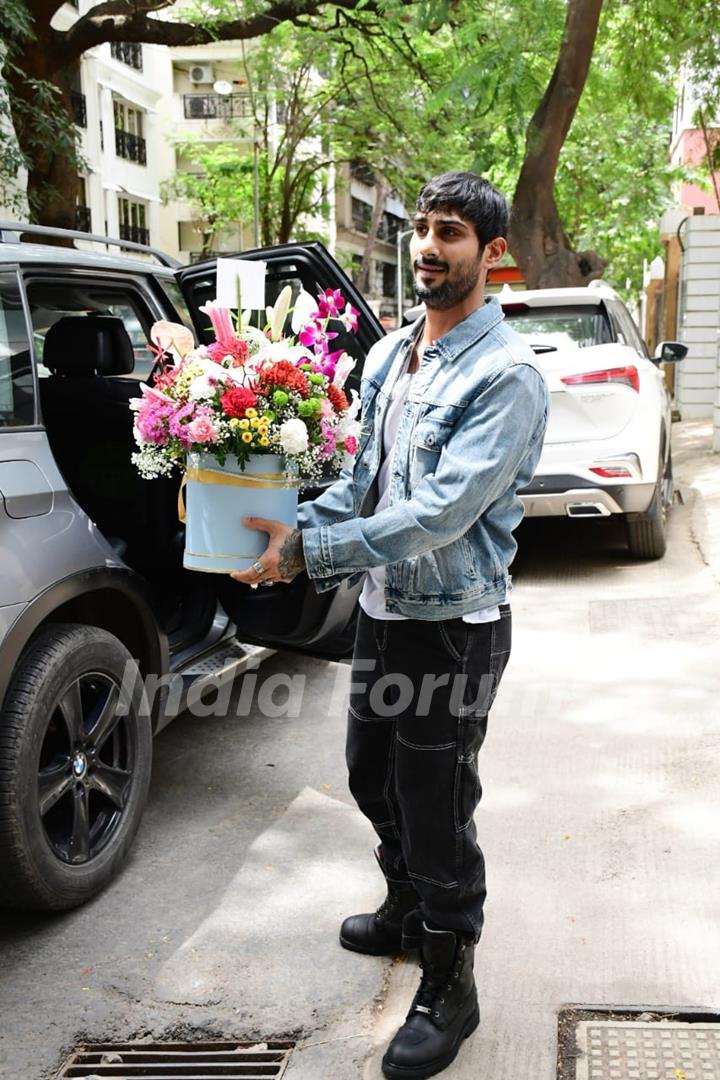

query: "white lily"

left=261, top=340, right=308, bottom=365
left=291, top=289, right=318, bottom=334
left=267, top=285, right=293, bottom=342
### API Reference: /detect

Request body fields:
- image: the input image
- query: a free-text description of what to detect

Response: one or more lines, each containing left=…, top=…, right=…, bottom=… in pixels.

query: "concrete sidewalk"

left=674, top=419, right=720, bottom=586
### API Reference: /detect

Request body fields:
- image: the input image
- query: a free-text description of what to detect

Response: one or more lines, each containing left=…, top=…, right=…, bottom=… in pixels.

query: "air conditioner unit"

left=189, top=64, right=214, bottom=85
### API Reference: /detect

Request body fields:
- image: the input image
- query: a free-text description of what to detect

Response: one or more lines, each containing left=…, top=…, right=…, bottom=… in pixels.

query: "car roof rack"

left=0, top=221, right=181, bottom=269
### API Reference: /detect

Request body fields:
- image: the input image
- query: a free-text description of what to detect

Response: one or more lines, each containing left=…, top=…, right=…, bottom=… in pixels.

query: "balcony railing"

left=75, top=206, right=92, bottom=233
left=183, top=93, right=253, bottom=120
left=115, top=128, right=147, bottom=165
left=71, top=91, right=87, bottom=128
left=119, top=223, right=150, bottom=246
left=111, top=41, right=143, bottom=71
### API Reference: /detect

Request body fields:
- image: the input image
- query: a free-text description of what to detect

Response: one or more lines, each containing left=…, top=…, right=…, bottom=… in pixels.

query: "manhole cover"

left=558, top=1009, right=720, bottom=1080
left=55, top=1040, right=294, bottom=1078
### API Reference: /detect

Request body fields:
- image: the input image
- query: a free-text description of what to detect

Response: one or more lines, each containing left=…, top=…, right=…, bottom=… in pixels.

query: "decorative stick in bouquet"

left=129, top=259, right=362, bottom=574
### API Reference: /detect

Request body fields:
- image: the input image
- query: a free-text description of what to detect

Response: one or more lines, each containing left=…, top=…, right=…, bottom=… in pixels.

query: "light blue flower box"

left=182, top=452, right=298, bottom=573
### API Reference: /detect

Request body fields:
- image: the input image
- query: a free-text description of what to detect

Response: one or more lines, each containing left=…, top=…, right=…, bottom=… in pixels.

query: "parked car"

left=501, top=283, right=686, bottom=559
left=0, top=222, right=384, bottom=911
left=405, top=282, right=687, bottom=559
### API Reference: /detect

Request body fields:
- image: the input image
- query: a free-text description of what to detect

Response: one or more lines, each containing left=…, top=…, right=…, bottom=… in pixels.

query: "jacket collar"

left=433, top=295, right=505, bottom=362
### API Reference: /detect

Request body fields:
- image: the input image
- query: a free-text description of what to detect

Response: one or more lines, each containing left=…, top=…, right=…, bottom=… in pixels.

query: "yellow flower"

left=238, top=418, right=250, bottom=429
left=250, top=417, right=260, bottom=429
left=241, top=431, right=253, bottom=443
left=229, top=418, right=241, bottom=430
left=245, top=407, right=257, bottom=418
left=259, top=436, right=270, bottom=447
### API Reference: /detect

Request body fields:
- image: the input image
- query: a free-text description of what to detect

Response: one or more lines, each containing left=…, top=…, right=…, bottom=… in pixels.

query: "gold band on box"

left=178, top=464, right=298, bottom=523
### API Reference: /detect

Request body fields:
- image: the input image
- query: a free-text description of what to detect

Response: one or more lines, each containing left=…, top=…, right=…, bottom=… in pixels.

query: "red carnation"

left=258, top=360, right=310, bottom=398
left=327, top=384, right=349, bottom=412
left=220, top=385, right=257, bottom=418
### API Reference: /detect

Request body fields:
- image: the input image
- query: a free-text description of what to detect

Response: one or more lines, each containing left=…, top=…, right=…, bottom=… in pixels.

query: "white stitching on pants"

left=348, top=702, right=375, bottom=722
left=396, top=734, right=456, bottom=752
left=409, top=871, right=459, bottom=888
left=381, top=729, right=399, bottom=836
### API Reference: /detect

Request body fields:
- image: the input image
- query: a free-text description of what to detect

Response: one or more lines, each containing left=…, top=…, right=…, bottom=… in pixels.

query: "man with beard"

left=231, top=172, right=549, bottom=1078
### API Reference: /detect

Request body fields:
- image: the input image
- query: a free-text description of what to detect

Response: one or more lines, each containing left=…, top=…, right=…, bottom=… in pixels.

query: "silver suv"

left=0, top=222, right=383, bottom=911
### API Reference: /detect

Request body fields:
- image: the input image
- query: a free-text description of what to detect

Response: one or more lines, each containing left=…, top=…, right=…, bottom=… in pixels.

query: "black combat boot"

left=339, top=846, right=422, bottom=956
left=381, top=922, right=479, bottom=1079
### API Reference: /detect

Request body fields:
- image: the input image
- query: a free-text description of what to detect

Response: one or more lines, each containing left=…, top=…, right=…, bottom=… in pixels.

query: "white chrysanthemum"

left=188, top=374, right=216, bottom=400
left=279, top=418, right=309, bottom=455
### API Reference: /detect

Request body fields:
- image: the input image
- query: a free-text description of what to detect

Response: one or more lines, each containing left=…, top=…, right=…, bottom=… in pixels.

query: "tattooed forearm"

left=277, top=529, right=305, bottom=580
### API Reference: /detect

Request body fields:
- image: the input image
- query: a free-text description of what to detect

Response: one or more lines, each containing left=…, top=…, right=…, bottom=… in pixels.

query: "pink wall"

left=675, top=129, right=720, bottom=213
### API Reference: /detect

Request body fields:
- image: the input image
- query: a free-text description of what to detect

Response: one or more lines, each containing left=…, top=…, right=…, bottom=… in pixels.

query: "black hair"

left=415, top=171, right=508, bottom=246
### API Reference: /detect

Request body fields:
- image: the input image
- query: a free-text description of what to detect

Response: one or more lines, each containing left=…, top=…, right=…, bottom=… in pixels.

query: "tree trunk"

left=354, top=180, right=388, bottom=294
left=508, top=0, right=606, bottom=288
left=4, top=48, right=79, bottom=238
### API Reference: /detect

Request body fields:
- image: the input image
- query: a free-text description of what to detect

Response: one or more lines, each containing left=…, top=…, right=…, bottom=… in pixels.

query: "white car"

left=501, top=283, right=686, bottom=559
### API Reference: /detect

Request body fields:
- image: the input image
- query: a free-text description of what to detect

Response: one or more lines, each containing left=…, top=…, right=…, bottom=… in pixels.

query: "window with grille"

left=113, top=99, right=147, bottom=164
left=111, top=41, right=143, bottom=71
left=118, top=197, right=150, bottom=246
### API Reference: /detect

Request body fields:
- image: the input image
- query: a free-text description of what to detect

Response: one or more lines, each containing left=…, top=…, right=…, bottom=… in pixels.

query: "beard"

left=413, top=255, right=483, bottom=310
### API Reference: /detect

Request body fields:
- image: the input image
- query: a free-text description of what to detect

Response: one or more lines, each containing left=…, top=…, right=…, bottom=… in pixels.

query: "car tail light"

left=590, top=465, right=633, bottom=478
left=561, top=365, right=640, bottom=393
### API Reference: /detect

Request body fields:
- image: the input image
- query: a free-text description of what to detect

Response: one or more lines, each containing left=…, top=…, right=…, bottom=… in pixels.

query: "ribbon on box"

left=177, top=465, right=298, bottom=523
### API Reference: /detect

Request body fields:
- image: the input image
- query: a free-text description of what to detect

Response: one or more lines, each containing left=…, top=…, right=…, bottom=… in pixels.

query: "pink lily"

left=199, top=301, right=238, bottom=354
left=332, top=352, right=356, bottom=388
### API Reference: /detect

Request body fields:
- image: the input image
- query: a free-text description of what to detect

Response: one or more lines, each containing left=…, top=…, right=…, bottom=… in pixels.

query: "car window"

left=0, top=271, right=35, bottom=427
left=26, top=280, right=157, bottom=381
left=608, top=300, right=648, bottom=357
left=154, top=277, right=196, bottom=335
left=502, top=304, right=614, bottom=349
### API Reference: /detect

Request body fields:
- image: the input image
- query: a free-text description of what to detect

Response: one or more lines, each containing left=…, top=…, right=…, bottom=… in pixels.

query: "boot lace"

left=413, top=971, right=447, bottom=1016
left=413, top=950, right=463, bottom=1018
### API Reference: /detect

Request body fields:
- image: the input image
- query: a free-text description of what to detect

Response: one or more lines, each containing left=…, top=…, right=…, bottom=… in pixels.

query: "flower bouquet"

left=129, top=286, right=361, bottom=573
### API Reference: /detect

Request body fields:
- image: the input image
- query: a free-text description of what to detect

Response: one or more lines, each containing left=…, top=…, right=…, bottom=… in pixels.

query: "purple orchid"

left=316, top=289, right=346, bottom=318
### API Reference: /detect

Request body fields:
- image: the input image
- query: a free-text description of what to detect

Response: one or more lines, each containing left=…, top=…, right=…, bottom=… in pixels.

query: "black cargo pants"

left=345, top=606, right=511, bottom=941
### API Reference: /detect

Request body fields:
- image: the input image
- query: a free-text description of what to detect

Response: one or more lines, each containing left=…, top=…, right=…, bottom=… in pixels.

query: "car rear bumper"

left=519, top=474, right=656, bottom=517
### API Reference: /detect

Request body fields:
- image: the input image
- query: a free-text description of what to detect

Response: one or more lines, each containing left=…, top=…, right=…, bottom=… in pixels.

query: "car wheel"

left=625, top=452, right=672, bottom=560
left=0, top=623, right=151, bottom=910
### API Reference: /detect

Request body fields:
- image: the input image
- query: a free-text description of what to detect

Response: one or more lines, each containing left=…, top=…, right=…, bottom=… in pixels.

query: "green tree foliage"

left=161, top=141, right=255, bottom=256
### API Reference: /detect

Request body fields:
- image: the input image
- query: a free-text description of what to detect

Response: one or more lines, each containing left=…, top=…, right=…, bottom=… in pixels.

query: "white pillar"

left=713, top=324, right=720, bottom=453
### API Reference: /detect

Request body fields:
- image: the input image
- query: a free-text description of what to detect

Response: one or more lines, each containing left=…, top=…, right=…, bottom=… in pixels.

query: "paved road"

left=1, top=449, right=719, bottom=1079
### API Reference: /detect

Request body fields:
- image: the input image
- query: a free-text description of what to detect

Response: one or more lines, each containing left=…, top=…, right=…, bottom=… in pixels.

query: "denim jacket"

left=298, top=296, right=549, bottom=619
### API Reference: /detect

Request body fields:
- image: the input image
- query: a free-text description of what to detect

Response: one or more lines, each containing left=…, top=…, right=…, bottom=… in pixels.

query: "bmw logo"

left=72, top=753, right=87, bottom=779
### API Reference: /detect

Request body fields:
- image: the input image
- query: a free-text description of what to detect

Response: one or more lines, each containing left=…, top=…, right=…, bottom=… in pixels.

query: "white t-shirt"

left=359, top=348, right=501, bottom=624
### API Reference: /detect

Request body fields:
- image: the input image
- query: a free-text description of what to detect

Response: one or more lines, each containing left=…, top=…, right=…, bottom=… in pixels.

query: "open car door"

left=174, top=242, right=384, bottom=661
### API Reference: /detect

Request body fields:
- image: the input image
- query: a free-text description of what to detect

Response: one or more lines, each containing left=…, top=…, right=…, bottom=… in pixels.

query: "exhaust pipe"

left=566, top=502, right=612, bottom=518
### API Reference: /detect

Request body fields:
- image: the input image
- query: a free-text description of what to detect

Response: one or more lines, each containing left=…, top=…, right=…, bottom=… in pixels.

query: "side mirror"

left=653, top=340, right=688, bottom=363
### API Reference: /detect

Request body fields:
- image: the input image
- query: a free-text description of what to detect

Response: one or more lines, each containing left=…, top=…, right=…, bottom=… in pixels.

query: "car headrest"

left=43, top=316, right=135, bottom=377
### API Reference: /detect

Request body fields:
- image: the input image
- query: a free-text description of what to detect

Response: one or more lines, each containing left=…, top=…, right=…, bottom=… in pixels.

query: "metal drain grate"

left=558, top=1009, right=720, bottom=1080
left=576, top=1021, right=720, bottom=1079
left=55, top=1040, right=295, bottom=1079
